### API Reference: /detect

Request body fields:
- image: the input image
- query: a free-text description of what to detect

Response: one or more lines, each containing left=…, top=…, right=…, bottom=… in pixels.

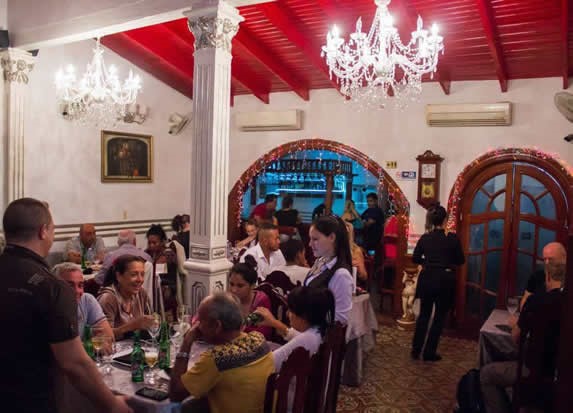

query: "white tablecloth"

left=341, top=293, right=379, bottom=386
left=478, top=309, right=518, bottom=367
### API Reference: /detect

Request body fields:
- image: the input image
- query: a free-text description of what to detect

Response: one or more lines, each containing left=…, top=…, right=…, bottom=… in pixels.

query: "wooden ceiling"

left=101, top=0, right=573, bottom=103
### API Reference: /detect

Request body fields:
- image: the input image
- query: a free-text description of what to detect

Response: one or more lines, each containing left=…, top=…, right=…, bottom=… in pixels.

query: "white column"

left=183, top=1, right=244, bottom=314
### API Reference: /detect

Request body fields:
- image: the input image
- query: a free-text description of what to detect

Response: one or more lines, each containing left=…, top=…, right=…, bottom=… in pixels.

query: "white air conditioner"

left=425, top=102, right=512, bottom=127
left=235, top=110, right=303, bottom=131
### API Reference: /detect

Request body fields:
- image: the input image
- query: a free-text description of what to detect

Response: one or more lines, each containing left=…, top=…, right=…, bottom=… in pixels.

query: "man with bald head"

left=64, top=223, right=106, bottom=264
left=95, top=229, right=152, bottom=285
left=240, top=222, right=286, bottom=280
left=169, top=292, right=273, bottom=413
left=520, top=241, right=566, bottom=310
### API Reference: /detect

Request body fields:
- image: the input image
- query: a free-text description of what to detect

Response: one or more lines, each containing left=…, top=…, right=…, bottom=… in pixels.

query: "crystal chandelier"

left=55, top=38, right=142, bottom=125
left=321, top=0, right=444, bottom=109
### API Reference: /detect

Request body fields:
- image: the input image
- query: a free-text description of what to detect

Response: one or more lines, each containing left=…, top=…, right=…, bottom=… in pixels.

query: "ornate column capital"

left=0, top=48, right=35, bottom=84
left=185, top=1, right=244, bottom=52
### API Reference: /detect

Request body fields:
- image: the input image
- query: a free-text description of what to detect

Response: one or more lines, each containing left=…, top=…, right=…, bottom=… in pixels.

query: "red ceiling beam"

left=561, top=0, right=570, bottom=89
left=258, top=1, right=341, bottom=93
left=161, top=22, right=269, bottom=104
left=475, top=0, right=509, bottom=92
left=101, top=34, right=194, bottom=100
left=234, top=29, right=309, bottom=101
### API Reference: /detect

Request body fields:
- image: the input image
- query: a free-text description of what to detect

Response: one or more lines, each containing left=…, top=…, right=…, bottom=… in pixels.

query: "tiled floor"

left=337, top=323, right=478, bottom=412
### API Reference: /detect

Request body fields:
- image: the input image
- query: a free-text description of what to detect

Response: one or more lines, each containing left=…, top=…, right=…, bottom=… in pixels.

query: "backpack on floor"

left=455, top=368, right=485, bottom=413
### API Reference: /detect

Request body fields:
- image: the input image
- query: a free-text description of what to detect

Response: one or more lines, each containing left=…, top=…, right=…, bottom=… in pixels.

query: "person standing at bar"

left=411, top=205, right=465, bottom=362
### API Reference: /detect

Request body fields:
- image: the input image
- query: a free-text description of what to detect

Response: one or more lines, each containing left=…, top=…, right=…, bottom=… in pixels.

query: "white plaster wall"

left=0, top=0, right=7, bottom=30
left=25, top=39, right=193, bottom=226
left=230, top=78, right=573, bottom=234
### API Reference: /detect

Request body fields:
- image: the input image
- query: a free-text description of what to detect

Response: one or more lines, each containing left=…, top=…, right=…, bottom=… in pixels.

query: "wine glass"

left=148, top=313, right=161, bottom=345
left=92, top=335, right=107, bottom=368
left=177, top=305, right=190, bottom=324
left=100, top=335, right=116, bottom=376
left=143, top=343, right=159, bottom=386
left=507, top=296, right=519, bottom=316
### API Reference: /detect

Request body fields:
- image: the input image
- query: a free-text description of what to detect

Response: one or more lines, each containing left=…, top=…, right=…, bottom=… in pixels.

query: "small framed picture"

left=101, top=130, right=153, bottom=183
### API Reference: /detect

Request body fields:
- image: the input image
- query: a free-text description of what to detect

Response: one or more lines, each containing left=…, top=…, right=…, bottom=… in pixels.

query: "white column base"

left=184, top=258, right=233, bottom=315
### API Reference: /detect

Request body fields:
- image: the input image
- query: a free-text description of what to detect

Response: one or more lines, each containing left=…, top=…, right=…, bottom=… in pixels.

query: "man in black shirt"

left=0, top=198, right=132, bottom=413
left=480, top=261, right=565, bottom=413
left=360, top=192, right=385, bottom=252
left=520, top=242, right=566, bottom=310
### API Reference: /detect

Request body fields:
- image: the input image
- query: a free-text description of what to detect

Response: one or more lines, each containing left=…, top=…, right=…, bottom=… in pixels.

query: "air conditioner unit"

left=235, top=110, right=303, bottom=131
left=426, top=102, right=512, bottom=127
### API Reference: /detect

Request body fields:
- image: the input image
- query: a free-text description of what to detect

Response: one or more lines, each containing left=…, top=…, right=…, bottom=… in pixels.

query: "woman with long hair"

left=171, top=214, right=190, bottom=258
left=345, top=221, right=368, bottom=281
left=411, top=205, right=465, bottom=362
left=228, top=255, right=273, bottom=339
left=304, top=215, right=353, bottom=323
left=255, top=286, right=335, bottom=370
left=341, top=200, right=361, bottom=228
left=98, top=255, right=154, bottom=339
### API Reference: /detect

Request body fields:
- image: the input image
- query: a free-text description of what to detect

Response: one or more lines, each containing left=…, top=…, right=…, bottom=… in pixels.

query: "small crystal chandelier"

left=322, top=0, right=444, bottom=109
left=55, top=38, right=142, bottom=125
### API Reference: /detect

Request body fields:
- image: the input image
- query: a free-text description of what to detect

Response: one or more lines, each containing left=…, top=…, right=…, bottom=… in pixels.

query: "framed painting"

left=101, top=130, right=153, bottom=183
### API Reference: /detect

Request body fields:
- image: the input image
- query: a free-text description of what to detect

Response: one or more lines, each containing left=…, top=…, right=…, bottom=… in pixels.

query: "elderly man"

left=480, top=261, right=566, bottom=413
left=95, top=229, right=151, bottom=285
left=169, top=293, right=273, bottom=413
left=520, top=241, right=566, bottom=310
left=64, top=223, right=106, bottom=264
left=0, top=198, right=131, bottom=413
left=240, top=222, right=286, bottom=280
left=54, top=262, right=114, bottom=337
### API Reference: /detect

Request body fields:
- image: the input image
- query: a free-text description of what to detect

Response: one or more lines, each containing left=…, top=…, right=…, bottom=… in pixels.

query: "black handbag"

left=455, top=369, right=485, bottom=413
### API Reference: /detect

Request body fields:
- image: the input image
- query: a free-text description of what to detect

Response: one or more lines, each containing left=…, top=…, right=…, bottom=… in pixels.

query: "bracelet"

left=176, top=352, right=190, bottom=360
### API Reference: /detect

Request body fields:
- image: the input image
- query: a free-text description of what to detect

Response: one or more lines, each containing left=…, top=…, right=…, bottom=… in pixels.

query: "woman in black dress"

left=411, top=205, right=465, bottom=361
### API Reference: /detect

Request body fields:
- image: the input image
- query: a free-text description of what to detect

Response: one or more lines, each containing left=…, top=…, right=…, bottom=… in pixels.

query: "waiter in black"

left=0, top=198, right=131, bottom=413
left=411, top=205, right=465, bottom=361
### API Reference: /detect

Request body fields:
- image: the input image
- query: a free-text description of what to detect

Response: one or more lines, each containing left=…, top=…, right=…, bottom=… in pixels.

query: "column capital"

left=185, top=1, right=244, bottom=52
left=0, top=48, right=35, bottom=84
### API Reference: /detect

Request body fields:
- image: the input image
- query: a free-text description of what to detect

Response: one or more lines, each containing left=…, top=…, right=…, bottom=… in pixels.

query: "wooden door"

left=458, top=162, right=568, bottom=327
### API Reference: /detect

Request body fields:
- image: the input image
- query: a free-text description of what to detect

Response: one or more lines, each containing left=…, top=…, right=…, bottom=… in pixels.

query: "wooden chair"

left=305, top=322, right=348, bottom=413
left=265, top=270, right=298, bottom=295
left=264, top=347, right=312, bottom=413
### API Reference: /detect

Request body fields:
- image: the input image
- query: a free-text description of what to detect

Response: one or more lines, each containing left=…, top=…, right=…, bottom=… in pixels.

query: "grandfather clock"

left=416, top=150, right=444, bottom=209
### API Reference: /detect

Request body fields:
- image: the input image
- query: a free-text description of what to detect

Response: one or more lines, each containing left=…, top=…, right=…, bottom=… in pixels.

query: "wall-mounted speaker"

left=0, top=30, right=9, bottom=48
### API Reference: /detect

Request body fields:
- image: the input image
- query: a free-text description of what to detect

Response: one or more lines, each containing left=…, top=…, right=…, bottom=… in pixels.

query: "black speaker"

left=0, top=30, right=9, bottom=48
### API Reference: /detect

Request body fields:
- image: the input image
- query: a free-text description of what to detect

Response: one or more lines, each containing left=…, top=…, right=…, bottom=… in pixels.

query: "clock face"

left=421, top=163, right=436, bottom=179
left=421, top=182, right=435, bottom=199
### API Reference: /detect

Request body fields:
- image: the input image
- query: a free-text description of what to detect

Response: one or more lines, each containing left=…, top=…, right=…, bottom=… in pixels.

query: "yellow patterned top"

left=181, top=332, right=274, bottom=413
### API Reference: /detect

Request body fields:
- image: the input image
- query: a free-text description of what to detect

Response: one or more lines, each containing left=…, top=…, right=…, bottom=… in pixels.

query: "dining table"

left=478, top=309, right=518, bottom=367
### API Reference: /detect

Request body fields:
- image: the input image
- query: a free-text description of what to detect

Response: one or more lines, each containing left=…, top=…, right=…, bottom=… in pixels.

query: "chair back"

left=266, top=270, right=297, bottom=295
left=264, top=347, right=312, bottom=413
left=305, top=322, right=347, bottom=413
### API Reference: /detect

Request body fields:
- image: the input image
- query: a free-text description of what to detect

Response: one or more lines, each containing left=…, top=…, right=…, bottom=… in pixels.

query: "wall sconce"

left=121, top=103, right=148, bottom=124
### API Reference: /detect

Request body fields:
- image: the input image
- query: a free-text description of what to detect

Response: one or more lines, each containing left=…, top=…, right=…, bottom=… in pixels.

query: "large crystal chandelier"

left=321, top=0, right=444, bottom=109
left=55, top=38, right=142, bottom=125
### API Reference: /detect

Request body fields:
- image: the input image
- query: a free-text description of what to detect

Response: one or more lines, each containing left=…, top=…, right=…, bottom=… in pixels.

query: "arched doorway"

left=228, top=138, right=411, bottom=314
left=447, top=148, right=573, bottom=329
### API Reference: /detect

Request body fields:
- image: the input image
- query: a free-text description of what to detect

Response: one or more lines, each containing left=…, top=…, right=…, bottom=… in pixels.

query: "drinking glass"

left=143, top=343, right=159, bottom=386
left=100, top=335, right=116, bottom=376
left=177, top=305, right=190, bottom=324
left=148, top=313, right=161, bottom=344
left=507, top=296, right=519, bottom=316
left=92, top=335, right=107, bottom=368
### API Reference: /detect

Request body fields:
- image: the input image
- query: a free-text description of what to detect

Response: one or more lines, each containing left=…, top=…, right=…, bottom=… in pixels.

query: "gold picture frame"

left=101, top=130, right=153, bottom=183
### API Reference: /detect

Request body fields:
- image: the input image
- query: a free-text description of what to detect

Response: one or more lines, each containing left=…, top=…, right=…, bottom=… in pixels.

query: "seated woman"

left=255, top=287, right=335, bottom=371
left=345, top=221, right=368, bottom=282
left=306, top=215, right=353, bottom=323
left=97, top=255, right=154, bottom=339
left=235, top=218, right=259, bottom=250
left=171, top=214, right=190, bottom=258
left=228, top=256, right=273, bottom=340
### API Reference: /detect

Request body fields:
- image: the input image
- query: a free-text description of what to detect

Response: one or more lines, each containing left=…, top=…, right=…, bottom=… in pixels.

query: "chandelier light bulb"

left=321, top=0, right=444, bottom=109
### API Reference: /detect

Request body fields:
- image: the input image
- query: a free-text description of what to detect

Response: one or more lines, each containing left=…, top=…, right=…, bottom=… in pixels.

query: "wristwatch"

left=176, top=352, right=190, bottom=360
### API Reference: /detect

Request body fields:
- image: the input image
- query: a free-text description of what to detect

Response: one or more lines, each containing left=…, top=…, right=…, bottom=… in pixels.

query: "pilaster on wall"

left=183, top=0, right=244, bottom=310
left=0, top=48, right=35, bottom=210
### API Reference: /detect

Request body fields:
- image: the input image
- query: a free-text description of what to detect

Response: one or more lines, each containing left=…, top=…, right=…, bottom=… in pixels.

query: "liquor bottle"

left=245, top=312, right=263, bottom=327
left=131, top=331, right=145, bottom=382
left=158, top=321, right=171, bottom=370
left=82, top=325, right=95, bottom=359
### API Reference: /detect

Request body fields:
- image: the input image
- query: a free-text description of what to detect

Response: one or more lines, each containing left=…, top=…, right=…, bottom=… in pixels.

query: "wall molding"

left=54, top=218, right=172, bottom=242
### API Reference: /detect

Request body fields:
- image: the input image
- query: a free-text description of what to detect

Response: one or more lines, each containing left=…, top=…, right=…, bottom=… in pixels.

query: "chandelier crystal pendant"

left=321, top=0, right=444, bottom=109
left=55, top=38, right=142, bottom=125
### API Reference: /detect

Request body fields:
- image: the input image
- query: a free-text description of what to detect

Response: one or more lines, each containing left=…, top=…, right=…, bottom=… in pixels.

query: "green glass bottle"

left=131, top=331, right=145, bottom=382
left=158, top=321, right=171, bottom=369
left=82, top=325, right=95, bottom=359
left=80, top=246, right=87, bottom=271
